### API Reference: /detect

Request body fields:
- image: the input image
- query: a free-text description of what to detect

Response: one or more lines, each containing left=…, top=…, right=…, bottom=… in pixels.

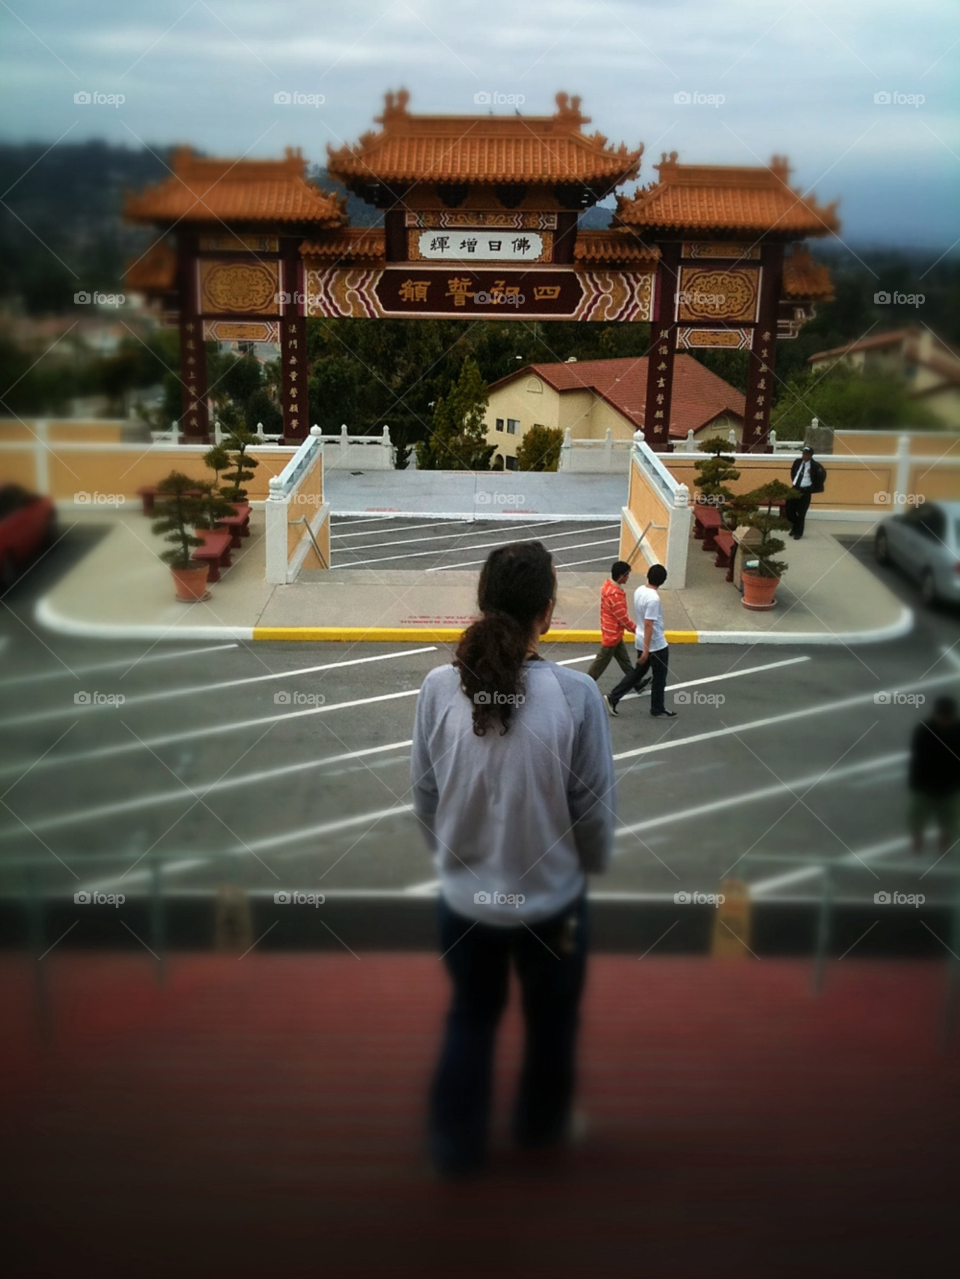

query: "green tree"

left=693, top=439, right=741, bottom=523
left=730, top=479, right=795, bottom=580
left=771, top=362, right=940, bottom=434
left=244, top=387, right=282, bottom=435
left=517, top=424, right=564, bottom=472
left=416, top=357, right=494, bottom=471
left=220, top=421, right=261, bottom=500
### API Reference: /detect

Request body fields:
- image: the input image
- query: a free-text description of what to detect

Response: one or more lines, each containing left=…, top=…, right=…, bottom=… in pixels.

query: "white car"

left=874, top=500, right=960, bottom=606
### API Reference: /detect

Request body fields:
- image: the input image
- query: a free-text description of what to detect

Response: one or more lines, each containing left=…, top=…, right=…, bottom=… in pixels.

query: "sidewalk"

left=36, top=509, right=911, bottom=645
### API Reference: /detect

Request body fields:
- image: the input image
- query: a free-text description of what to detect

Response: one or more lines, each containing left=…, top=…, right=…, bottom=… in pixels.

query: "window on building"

left=505, top=455, right=519, bottom=471
left=506, top=418, right=519, bottom=435
left=495, top=418, right=504, bottom=432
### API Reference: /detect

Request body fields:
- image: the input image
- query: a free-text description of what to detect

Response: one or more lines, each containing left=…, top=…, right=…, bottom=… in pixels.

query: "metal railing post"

left=812, top=862, right=832, bottom=995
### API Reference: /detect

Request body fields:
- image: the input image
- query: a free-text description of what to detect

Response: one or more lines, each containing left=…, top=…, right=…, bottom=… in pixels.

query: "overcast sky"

left=1, top=0, right=957, bottom=249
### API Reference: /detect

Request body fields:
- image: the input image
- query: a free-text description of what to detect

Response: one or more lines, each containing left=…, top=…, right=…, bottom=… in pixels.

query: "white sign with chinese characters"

left=417, top=230, right=544, bottom=261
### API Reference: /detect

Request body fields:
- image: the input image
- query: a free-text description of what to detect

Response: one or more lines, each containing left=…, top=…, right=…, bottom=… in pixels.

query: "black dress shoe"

left=651, top=709, right=678, bottom=718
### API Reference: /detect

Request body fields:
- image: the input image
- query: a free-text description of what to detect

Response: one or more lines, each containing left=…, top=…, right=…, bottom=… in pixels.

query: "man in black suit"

left=786, top=446, right=826, bottom=540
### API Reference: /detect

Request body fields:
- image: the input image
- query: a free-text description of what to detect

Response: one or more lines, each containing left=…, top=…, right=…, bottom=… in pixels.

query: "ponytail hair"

left=455, top=540, right=555, bottom=735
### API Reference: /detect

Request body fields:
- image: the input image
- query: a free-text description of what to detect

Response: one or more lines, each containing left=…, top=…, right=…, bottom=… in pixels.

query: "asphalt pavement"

left=1, top=522, right=958, bottom=933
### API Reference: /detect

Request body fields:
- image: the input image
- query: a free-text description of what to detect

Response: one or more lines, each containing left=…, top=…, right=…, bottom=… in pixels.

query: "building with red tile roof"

left=485, top=355, right=745, bottom=469
left=809, top=326, right=960, bottom=428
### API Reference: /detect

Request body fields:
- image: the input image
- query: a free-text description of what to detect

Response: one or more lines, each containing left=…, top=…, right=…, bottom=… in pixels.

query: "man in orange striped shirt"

left=588, top=561, right=648, bottom=689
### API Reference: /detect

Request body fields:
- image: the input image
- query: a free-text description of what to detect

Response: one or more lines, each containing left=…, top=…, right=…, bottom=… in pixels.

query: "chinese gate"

left=125, top=93, right=837, bottom=452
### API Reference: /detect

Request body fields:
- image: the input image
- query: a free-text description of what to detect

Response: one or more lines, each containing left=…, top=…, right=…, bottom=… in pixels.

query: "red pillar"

left=177, top=232, right=209, bottom=441
left=741, top=243, right=784, bottom=453
left=280, top=239, right=308, bottom=442
left=643, top=242, right=681, bottom=451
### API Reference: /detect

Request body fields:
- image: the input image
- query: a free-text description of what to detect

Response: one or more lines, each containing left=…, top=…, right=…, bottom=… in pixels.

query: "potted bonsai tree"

left=693, top=438, right=740, bottom=528
left=219, top=409, right=261, bottom=504
left=203, top=441, right=232, bottom=490
left=151, top=471, right=213, bottom=603
left=730, top=478, right=795, bottom=610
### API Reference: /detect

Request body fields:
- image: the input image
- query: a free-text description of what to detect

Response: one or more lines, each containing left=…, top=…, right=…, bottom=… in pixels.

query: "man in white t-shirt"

left=606, top=563, right=677, bottom=719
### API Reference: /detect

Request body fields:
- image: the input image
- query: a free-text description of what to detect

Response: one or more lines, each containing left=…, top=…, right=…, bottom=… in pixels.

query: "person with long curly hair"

left=412, top=540, right=616, bottom=1177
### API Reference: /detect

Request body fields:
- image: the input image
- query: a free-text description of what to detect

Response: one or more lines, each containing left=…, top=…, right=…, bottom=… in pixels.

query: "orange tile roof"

left=300, top=228, right=386, bottom=263
left=491, top=355, right=744, bottom=438
left=616, top=153, right=839, bottom=237
left=124, top=240, right=176, bottom=293
left=327, top=91, right=642, bottom=192
left=125, top=148, right=346, bottom=227
left=573, top=230, right=659, bottom=266
left=782, top=246, right=833, bottom=300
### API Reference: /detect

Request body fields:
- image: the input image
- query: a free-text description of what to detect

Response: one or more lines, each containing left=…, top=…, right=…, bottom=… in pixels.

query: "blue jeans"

left=429, top=893, right=588, bottom=1176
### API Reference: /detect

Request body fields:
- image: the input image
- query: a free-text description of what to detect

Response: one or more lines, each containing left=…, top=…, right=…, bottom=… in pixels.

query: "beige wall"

left=620, top=458, right=671, bottom=567
left=2, top=435, right=297, bottom=503
left=484, top=380, right=743, bottom=465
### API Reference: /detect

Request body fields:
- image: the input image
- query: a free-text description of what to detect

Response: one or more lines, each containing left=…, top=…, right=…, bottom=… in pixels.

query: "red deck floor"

left=2, top=954, right=958, bottom=1277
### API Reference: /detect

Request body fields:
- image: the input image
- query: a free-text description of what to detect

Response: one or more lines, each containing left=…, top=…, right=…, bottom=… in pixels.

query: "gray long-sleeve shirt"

left=411, top=659, right=616, bottom=925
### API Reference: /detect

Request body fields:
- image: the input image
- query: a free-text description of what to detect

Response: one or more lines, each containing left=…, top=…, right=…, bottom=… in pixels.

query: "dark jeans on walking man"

left=785, top=490, right=812, bottom=539
left=430, top=894, right=588, bottom=1175
left=587, top=640, right=634, bottom=682
left=609, top=645, right=670, bottom=714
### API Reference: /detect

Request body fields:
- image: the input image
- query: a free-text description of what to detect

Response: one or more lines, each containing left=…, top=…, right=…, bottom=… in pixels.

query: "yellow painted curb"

left=252, top=625, right=701, bottom=644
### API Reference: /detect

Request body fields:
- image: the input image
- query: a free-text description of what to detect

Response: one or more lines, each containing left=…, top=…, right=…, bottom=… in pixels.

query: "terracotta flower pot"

left=171, top=561, right=210, bottom=603
left=741, top=570, right=780, bottom=611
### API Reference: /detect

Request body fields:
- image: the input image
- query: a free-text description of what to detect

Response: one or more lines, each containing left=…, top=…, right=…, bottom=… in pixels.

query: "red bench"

left=191, top=529, right=232, bottom=583
left=215, top=503, right=251, bottom=548
left=693, top=505, right=724, bottom=551
left=714, top=530, right=737, bottom=583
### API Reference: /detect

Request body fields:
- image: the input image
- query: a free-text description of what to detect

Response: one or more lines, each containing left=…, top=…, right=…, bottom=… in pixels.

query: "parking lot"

left=1, top=520, right=959, bottom=932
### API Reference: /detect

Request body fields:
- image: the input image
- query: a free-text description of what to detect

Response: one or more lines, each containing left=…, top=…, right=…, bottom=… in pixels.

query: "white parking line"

left=611, top=670, right=960, bottom=762
left=556, top=555, right=619, bottom=568
left=427, top=535, right=621, bottom=572
left=87, top=803, right=416, bottom=891
left=332, top=519, right=471, bottom=541
left=614, top=752, right=905, bottom=842
left=0, top=689, right=422, bottom=779
left=0, top=643, right=239, bottom=690
left=749, top=836, right=910, bottom=895
left=336, top=522, right=613, bottom=570
left=0, top=740, right=415, bottom=838
left=0, top=646, right=437, bottom=729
